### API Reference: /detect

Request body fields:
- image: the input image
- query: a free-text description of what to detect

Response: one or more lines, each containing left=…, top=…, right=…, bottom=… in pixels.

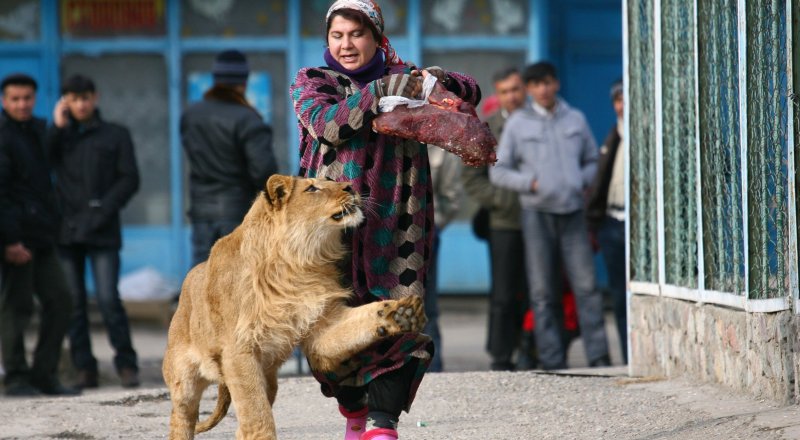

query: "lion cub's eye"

left=304, top=185, right=319, bottom=193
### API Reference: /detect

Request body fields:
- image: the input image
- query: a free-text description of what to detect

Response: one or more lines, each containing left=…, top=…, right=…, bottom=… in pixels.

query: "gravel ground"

left=0, top=371, right=797, bottom=440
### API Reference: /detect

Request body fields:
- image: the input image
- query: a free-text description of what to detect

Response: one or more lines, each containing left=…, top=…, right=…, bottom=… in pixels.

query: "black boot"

left=515, top=330, right=538, bottom=370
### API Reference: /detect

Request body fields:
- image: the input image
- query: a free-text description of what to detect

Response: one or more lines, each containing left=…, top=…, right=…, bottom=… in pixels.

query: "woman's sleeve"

left=290, top=67, right=381, bottom=147
left=443, top=71, right=482, bottom=107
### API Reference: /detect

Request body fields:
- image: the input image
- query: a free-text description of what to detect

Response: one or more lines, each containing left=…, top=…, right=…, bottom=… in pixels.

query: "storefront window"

left=301, top=0, right=407, bottom=38
left=422, top=0, right=527, bottom=35
left=62, top=55, right=170, bottom=225
left=60, top=0, right=166, bottom=38
left=181, top=0, right=286, bottom=37
left=0, top=0, right=39, bottom=41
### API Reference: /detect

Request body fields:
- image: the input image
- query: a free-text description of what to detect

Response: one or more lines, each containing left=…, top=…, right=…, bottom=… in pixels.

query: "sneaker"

left=589, top=355, right=612, bottom=368
left=4, top=381, right=42, bottom=397
left=119, top=368, right=140, bottom=388
left=75, top=370, right=99, bottom=389
left=361, top=428, right=399, bottom=440
left=32, top=379, right=81, bottom=396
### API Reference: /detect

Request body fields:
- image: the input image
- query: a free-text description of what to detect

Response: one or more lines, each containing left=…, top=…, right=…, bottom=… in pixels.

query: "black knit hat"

left=213, top=50, right=250, bottom=85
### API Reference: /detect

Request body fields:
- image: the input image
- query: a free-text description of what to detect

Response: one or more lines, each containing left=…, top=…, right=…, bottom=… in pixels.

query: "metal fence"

left=626, top=0, right=797, bottom=309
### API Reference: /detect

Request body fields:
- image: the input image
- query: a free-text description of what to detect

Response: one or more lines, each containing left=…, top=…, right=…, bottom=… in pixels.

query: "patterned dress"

left=290, top=63, right=480, bottom=408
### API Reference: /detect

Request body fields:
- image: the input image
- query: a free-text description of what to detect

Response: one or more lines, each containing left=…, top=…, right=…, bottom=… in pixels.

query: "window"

left=62, top=55, right=170, bottom=225
left=181, top=0, right=286, bottom=37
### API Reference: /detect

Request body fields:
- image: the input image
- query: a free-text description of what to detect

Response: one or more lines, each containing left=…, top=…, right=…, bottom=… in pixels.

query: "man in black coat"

left=586, top=79, right=627, bottom=363
left=49, top=74, right=141, bottom=388
left=0, top=73, right=78, bottom=396
left=181, top=50, right=278, bottom=266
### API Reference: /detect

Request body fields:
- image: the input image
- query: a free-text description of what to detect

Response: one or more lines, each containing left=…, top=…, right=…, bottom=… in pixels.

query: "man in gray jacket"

left=181, top=50, right=278, bottom=266
left=489, top=62, right=610, bottom=370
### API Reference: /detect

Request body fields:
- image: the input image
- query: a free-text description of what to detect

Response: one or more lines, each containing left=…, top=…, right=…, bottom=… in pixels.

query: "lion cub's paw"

left=376, top=295, right=427, bottom=337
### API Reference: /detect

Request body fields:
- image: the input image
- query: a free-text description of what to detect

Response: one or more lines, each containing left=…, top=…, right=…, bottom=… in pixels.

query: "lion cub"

left=163, top=174, right=426, bottom=440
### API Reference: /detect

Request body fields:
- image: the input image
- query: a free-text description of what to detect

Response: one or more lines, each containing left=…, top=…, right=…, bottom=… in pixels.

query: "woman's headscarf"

left=326, top=0, right=404, bottom=67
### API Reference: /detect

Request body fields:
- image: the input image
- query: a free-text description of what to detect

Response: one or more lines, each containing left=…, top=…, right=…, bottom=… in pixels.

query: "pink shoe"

left=360, top=428, right=399, bottom=440
left=339, top=405, right=368, bottom=440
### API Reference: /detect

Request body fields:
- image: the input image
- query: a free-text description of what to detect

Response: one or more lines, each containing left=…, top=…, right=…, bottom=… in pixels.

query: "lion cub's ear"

left=264, top=174, right=295, bottom=210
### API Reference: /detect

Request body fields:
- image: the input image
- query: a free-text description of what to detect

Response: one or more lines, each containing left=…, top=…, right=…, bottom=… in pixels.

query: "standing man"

left=462, top=67, right=534, bottom=371
left=587, top=79, right=627, bottom=363
left=424, top=145, right=463, bottom=372
left=49, top=74, right=141, bottom=389
left=0, top=73, right=78, bottom=396
left=490, top=62, right=611, bottom=370
left=181, top=49, right=278, bottom=266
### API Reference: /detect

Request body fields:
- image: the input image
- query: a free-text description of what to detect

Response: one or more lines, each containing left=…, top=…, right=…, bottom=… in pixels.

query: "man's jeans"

left=0, top=246, right=72, bottom=386
left=521, top=209, right=609, bottom=369
left=597, top=216, right=627, bottom=363
left=191, top=220, right=241, bottom=267
left=58, top=245, right=138, bottom=374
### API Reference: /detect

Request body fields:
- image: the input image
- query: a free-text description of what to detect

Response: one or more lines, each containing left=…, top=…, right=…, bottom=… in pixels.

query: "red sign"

left=62, top=0, right=166, bottom=36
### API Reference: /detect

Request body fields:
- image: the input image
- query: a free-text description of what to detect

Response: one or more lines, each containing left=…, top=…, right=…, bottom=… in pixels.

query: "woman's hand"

left=378, top=74, right=423, bottom=99
left=411, top=66, right=450, bottom=86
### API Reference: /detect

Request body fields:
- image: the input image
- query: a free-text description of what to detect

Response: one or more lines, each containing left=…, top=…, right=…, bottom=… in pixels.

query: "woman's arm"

left=290, top=67, right=381, bottom=147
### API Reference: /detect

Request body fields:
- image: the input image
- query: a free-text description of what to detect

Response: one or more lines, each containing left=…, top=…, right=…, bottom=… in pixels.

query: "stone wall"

left=630, top=295, right=798, bottom=403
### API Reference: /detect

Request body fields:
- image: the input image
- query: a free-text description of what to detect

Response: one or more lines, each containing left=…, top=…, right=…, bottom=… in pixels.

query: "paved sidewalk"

left=2, top=296, right=799, bottom=439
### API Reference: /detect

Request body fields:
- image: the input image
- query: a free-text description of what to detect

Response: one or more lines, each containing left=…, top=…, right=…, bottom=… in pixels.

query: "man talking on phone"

left=48, top=74, right=141, bottom=389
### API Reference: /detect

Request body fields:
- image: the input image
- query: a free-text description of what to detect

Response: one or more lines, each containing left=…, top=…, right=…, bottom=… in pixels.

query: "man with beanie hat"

left=181, top=50, right=278, bottom=267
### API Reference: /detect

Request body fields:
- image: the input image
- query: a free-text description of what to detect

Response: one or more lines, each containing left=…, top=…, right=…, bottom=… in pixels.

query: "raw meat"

left=373, top=81, right=497, bottom=167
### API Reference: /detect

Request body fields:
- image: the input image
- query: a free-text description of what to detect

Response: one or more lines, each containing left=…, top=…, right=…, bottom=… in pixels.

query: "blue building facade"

left=0, top=0, right=621, bottom=292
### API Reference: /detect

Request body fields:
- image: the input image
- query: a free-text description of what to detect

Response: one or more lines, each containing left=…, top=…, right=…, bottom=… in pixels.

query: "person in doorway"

left=490, top=61, right=611, bottom=370
left=49, top=74, right=141, bottom=389
left=462, top=67, right=535, bottom=371
left=424, top=144, right=463, bottom=373
left=587, top=79, right=627, bottom=364
left=0, top=73, right=78, bottom=396
left=289, top=1, right=481, bottom=438
left=181, top=49, right=278, bottom=266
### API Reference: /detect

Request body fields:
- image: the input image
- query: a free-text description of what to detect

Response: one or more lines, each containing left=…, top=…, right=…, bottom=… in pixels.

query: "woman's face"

left=327, top=15, right=379, bottom=70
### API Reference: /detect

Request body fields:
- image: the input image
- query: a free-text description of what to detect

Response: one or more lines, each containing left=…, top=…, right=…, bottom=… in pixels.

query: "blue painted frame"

left=0, top=0, right=620, bottom=294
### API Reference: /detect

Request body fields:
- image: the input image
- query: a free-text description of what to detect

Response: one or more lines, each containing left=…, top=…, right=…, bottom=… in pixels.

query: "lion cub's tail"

left=195, top=383, right=231, bottom=433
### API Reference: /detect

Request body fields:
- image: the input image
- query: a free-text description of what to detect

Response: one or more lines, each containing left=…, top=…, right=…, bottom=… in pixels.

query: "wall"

left=630, top=295, right=798, bottom=403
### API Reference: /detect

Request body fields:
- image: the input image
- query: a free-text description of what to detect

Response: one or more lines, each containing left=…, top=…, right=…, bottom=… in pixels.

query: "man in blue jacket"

left=49, top=74, right=140, bottom=389
left=490, top=62, right=610, bottom=370
left=0, top=73, right=78, bottom=396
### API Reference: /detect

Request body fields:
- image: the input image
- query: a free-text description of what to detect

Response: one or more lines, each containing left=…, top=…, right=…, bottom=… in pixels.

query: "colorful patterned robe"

left=290, top=63, right=481, bottom=408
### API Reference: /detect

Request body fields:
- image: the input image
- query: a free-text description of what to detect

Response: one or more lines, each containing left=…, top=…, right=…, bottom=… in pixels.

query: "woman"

left=290, top=1, right=481, bottom=439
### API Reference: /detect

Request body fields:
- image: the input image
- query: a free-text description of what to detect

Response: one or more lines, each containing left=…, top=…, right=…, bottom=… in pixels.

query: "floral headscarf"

left=326, top=0, right=404, bottom=66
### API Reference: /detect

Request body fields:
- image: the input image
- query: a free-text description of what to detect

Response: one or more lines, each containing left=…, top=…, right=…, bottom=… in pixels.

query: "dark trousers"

left=597, top=216, right=627, bottom=363
left=487, top=228, right=528, bottom=366
left=0, top=246, right=72, bottom=386
left=58, top=245, right=137, bottom=373
left=190, top=220, right=241, bottom=267
left=423, top=229, right=442, bottom=372
left=336, top=358, right=420, bottom=428
left=521, top=209, right=609, bottom=369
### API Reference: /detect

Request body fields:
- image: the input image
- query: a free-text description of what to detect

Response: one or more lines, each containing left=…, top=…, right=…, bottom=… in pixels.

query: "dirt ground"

left=1, top=371, right=799, bottom=439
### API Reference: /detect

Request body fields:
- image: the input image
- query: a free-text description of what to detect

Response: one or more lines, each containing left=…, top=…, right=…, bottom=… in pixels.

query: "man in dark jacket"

left=586, top=79, right=627, bottom=363
left=0, top=73, right=78, bottom=396
left=181, top=49, right=278, bottom=266
left=49, top=74, right=141, bottom=389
